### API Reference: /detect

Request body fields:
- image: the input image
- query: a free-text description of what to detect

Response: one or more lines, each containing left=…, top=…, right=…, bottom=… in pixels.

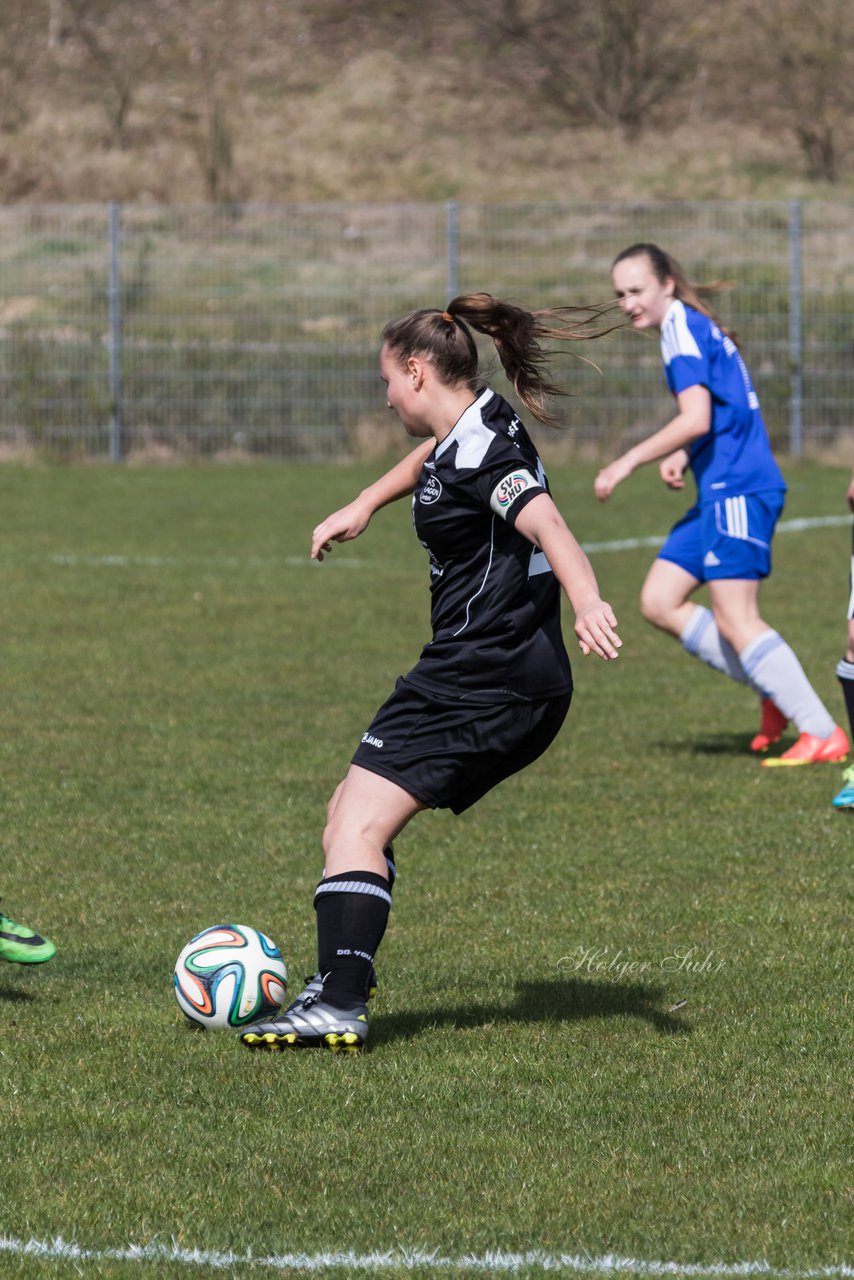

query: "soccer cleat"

left=0, top=906, right=56, bottom=965
left=294, top=966, right=378, bottom=1008
left=750, top=698, right=788, bottom=752
left=761, top=724, right=850, bottom=768
left=831, top=765, right=854, bottom=809
left=240, top=992, right=369, bottom=1053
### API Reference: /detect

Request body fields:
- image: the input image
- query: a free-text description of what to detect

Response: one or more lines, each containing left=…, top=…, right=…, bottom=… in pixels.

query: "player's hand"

left=847, top=471, right=854, bottom=512
left=573, top=598, right=621, bottom=661
left=660, top=448, right=689, bottom=490
left=594, top=457, right=633, bottom=502
left=310, top=498, right=372, bottom=561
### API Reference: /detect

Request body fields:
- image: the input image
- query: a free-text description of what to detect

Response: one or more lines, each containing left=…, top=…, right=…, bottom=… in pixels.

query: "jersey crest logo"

left=419, top=473, right=443, bottom=505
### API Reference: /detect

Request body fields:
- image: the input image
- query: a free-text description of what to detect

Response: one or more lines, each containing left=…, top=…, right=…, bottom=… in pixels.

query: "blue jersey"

left=660, top=301, right=786, bottom=502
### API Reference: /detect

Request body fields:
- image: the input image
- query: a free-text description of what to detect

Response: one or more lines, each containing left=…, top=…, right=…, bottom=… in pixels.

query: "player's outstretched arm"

left=594, top=385, right=711, bottom=501
left=311, top=439, right=436, bottom=561
left=514, top=493, right=621, bottom=661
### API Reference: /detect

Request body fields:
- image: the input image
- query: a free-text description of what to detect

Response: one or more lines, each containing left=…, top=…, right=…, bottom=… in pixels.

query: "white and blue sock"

left=680, top=605, right=759, bottom=690
left=740, top=630, right=836, bottom=739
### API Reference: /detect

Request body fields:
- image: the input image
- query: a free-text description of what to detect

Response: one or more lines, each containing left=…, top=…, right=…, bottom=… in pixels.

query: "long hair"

left=612, top=242, right=740, bottom=348
left=381, top=293, right=621, bottom=427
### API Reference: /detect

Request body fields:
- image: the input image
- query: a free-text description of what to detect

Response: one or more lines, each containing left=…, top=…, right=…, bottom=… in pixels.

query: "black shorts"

left=351, top=677, right=572, bottom=815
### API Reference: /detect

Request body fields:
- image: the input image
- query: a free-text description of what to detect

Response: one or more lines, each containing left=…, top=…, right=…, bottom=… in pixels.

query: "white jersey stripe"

left=661, top=299, right=703, bottom=366
left=435, top=387, right=496, bottom=468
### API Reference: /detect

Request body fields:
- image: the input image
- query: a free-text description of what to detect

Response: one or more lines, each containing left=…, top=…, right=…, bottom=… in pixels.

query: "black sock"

left=837, top=660, right=854, bottom=741
left=314, top=871, right=391, bottom=1009
left=383, top=842, right=397, bottom=889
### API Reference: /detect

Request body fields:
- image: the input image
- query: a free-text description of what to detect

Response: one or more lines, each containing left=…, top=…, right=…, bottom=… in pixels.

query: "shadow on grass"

left=651, top=733, right=753, bottom=757
left=692, top=733, right=759, bottom=757
left=0, top=982, right=38, bottom=1004
left=373, top=977, right=689, bottom=1047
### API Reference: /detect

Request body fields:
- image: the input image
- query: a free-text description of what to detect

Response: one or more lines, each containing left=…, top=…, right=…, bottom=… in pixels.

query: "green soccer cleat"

left=0, top=906, right=57, bottom=965
left=831, top=764, right=854, bottom=810
left=240, top=992, right=369, bottom=1053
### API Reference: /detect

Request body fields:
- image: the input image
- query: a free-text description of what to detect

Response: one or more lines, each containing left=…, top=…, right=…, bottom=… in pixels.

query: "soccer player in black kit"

left=241, top=294, right=622, bottom=1052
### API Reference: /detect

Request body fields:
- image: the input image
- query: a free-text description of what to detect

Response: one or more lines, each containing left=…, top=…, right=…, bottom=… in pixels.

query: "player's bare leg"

left=241, top=769, right=423, bottom=1051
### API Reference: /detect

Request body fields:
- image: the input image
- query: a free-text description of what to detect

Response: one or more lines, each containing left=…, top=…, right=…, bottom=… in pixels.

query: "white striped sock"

left=741, top=630, right=836, bottom=738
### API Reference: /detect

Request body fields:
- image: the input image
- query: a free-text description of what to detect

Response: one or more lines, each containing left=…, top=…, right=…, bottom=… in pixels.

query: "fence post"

left=446, top=200, right=459, bottom=302
left=788, top=199, right=803, bottom=457
left=108, top=201, right=122, bottom=462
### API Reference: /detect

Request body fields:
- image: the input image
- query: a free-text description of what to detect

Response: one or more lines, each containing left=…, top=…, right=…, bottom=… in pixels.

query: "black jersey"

left=405, top=387, right=573, bottom=703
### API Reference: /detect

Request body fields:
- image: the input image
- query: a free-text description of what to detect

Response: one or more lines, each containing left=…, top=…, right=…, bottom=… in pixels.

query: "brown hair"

left=612, top=243, right=739, bottom=348
left=381, top=293, right=620, bottom=427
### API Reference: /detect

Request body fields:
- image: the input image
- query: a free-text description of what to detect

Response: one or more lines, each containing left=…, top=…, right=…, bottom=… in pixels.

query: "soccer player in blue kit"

left=595, top=242, right=848, bottom=767
left=241, top=294, right=621, bottom=1052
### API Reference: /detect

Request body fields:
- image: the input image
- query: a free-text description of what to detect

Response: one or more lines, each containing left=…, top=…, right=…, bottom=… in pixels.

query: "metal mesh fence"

left=0, top=200, right=851, bottom=461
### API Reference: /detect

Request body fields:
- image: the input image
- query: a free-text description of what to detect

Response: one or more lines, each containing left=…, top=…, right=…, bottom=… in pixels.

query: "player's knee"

left=712, top=610, right=737, bottom=648
left=321, top=810, right=351, bottom=866
left=322, top=791, right=376, bottom=857
left=325, top=780, right=345, bottom=826
left=710, top=599, right=753, bottom=651
left=639, top=582, right=667, bottom=628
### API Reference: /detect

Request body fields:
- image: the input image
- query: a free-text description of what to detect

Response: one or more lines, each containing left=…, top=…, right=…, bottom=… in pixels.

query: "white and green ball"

left=174, top=924, right=287, bottom=1029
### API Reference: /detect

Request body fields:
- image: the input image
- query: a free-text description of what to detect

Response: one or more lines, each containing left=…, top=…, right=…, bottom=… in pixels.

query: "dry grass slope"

left=3, top=6, right=854, bottom=206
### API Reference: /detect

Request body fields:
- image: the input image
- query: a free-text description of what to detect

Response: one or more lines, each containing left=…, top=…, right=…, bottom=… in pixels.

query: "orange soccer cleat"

left=761, top=724, right=850, bottom=768
left=750, top=698, right=788, bottom=752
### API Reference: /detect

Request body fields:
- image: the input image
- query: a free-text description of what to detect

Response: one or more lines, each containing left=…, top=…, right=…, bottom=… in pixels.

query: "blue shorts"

left=658, top=490, right=786, bottom=583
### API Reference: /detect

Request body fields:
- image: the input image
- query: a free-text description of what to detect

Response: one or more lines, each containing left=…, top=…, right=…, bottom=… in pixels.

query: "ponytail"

left=382, top=293, right=620, bottom=427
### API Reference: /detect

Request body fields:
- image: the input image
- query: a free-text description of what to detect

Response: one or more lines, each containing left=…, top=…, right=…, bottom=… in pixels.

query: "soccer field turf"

left=0, top=459, right=850, bottom=1279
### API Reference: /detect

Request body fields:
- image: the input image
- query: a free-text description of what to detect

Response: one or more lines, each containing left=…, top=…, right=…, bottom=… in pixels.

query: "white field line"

left=36, top=514, right=853, bottom=572
left=0, top=1237, right=851, bottom=1278
left=43, top=553, right=372, bottom=569
left=581, top=514, right=850, bottom=556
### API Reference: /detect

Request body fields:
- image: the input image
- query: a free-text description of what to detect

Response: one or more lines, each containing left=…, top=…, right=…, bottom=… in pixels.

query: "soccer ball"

left=173, top=924, right=288, bottom=1030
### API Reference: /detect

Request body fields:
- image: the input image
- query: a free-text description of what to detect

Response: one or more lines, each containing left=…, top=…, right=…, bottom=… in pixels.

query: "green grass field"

left=0, top=459, right=850, bottom=1280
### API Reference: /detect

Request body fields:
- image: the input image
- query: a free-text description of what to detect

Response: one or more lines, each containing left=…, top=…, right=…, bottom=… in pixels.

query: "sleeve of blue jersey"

left=664, top=307, right=712, bottom=396
left=666, top=352, right=711, bottom=397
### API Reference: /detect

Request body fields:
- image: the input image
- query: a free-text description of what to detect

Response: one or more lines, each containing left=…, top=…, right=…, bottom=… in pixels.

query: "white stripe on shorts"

left=724, top=494, right=748, bottom=539
left=714, top=496, right=770, bottom=549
